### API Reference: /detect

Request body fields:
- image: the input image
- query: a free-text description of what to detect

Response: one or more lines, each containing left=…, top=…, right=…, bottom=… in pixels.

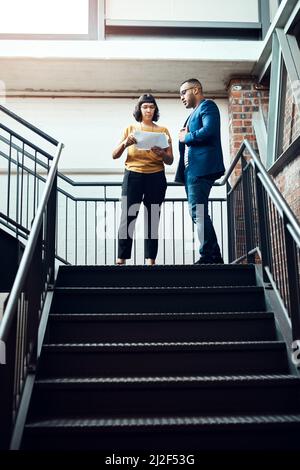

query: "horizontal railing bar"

left=0, top=124, right=54, bottom=160
left=0, top=212, right=30, bottom=235
left=0, top=104, right=59, bottom=146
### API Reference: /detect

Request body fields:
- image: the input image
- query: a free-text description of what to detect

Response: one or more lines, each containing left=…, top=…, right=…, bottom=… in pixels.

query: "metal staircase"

left=22, top=264, right=300, bottom=450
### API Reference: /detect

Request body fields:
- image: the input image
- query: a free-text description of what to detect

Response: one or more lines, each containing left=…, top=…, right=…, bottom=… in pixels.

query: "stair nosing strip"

left=25, top=414, right=300, bottom=429
left=42, top=340, right=285, bottom=352
left=35, top=374, right=300, bottom=386
left=48, top=311, right=274, bottom=320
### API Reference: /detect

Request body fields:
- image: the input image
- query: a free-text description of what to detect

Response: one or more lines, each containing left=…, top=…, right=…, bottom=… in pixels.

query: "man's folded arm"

left=184, top=101, right=220, bottom=146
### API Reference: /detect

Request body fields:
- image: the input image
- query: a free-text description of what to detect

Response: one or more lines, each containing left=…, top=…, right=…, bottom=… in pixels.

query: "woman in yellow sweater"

left=112, top=94, right=173, bottom=265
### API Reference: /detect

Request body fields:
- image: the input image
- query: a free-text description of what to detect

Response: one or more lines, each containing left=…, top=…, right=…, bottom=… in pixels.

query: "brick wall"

left=227, top=76, right=299, bottom=221
left=228, top=78, right=269, bottom=182
left=282, top=75, right=300, bottom=152
left=275, top=157, right=300, bottom=220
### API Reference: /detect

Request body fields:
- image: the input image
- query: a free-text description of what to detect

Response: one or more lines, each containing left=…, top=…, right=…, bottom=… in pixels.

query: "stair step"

left=38, top=341, right=289, bottom=377
left=22, top=413, right=300, bottom=450
left=51, top=286, right=266, bottom=313
left=46, top=311, right=276, bottom=342
left=56, top=264, right=257, bottom=288
left=29, top=374, right=300, bottom=418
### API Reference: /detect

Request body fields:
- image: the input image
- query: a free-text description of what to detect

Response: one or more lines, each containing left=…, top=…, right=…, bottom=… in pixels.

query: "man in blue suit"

left=175, top=78, right=225, bottom=264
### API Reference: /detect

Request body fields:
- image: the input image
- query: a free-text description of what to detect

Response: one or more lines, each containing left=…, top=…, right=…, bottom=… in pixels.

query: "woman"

left=112, top=93, right=173, bottom=265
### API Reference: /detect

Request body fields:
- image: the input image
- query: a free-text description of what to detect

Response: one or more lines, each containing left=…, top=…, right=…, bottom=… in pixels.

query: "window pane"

left=0, top=0, right=89, bottom=34
left=106, top=0, right=259, bottom=23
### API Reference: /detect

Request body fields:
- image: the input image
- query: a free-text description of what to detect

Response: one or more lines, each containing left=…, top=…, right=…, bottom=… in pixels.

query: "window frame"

left=0, top=0, right=102, bottom=40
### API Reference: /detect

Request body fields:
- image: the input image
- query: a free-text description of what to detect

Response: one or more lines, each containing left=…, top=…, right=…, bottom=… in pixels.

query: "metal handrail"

left=244, top=140, right=300, bottom=246
left=1, top=130, right=298, bottom=247
left=0, top=104, right=59, bottom=146
left=0, top=143, right=63, bottom=342
left=0, top=124, right=54, bottom=160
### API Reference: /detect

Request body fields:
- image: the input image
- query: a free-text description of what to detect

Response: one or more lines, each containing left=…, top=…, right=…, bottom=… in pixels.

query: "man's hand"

left=179, top=127, right=188, bottom=142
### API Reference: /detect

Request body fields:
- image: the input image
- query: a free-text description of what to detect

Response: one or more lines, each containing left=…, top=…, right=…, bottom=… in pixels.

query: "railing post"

left=46, top=174, right=57, bottom=285
left=0, top=315, right=17, bottom=449
left=283, top=215, right=300, bottom=340
left=255, top=167, right=272, bottom=282
left=26, top=226, right=43, bottom=372
left=241, top=156, right=255, bottom=263
left=226, top=181, right=235, bottom=263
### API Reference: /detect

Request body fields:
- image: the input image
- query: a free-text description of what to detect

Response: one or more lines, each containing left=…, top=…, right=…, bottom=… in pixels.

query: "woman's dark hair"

left=133, top=93, right=160, bottom=122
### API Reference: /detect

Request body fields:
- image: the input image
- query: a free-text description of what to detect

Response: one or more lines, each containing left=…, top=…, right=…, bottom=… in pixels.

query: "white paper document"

left=134, top=130, right=169, bottom=150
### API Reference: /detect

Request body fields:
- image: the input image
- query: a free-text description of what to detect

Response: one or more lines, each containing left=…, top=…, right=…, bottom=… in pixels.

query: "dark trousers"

left=118, top=169, right=167, bottom=260
left=185, top=169, right=222, bottom=260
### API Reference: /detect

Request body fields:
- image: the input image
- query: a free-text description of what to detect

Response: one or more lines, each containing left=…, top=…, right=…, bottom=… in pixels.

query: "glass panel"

left=105, top=0, right=259, bottom=23
left=280, top=66, right=300, bottom=156
left=269, top=0, right=280, bottom=23
left=0, top=0, right=89, bottom=34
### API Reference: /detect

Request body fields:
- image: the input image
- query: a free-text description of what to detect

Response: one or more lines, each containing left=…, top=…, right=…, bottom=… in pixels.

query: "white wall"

left=106, top=0, right=259, bottom=23
left=1, top=96, right=230, bottom=264
left=3, top=97, right=230, bottom=176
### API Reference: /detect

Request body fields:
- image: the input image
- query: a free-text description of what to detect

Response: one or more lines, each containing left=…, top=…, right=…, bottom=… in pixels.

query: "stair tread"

left=43, top=341, right=285, bottom=351
left=55, top=286, right=262, bottom=293
left=35, top=374, right=300, bottom=387
left=59, top=264, right=254, bottom=272
left=49, top=311, right=274, bottom=321
left=25, top=413, right=300, bottom=429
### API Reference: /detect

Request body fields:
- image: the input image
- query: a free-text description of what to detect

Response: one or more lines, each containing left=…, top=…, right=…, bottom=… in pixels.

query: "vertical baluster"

left=26, top=172, right=29, bottom=230
left=114, top=201, right=116, bottom=265
left=75, top=201, right=78, bottom=265
left=95, top=201, right=97, bottom=265
left=7, top=134, right=12, bottom=218
left=20, top=142, right=25, bottom=228
left=16, top=151, right=20, bottom=239
left=192, top=207, right=195, bottom=264
left=172, top=201, right=175, bottom=265
left=163, top=202, right=166, bottom=265
left=85, top=201, right=88, bottom=265
left=220, top=200, right=224, bottom=259
left=33, top=150, right=37, bottom=218
left=104, top=186, right=107, bottom=265
left=65, top=196, right=68, bottom=263
left=182, top=201, right=185, bottom=265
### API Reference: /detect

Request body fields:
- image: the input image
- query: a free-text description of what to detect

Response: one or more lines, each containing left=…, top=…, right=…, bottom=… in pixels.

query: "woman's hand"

left=151, top=146, right=173, bottom=165
left=124, top=133, right=137, bottom=148
left=112, top=133, right=137, bottom=159
left=151, top=146, right=166, bottom=158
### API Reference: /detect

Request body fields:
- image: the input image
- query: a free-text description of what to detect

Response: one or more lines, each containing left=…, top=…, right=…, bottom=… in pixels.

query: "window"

left=0, top=0, right=98, bottom=39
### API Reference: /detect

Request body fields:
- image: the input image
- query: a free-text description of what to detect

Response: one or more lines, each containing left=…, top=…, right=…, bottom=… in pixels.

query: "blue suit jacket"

left=175, top=99, right=225, bottom=184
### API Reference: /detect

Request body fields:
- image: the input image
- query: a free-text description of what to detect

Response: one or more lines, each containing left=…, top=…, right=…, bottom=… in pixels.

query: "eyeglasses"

left=179, top=86, right=195, bottom=96
left=141, top=104, right=156, bottom=110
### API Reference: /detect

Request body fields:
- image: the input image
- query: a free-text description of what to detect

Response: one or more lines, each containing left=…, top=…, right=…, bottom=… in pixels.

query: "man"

left=175, top=78, right=225, bottom=264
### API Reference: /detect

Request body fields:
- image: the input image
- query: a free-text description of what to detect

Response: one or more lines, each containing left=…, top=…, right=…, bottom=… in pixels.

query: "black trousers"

left=118, top=169, right=167, bottom=260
